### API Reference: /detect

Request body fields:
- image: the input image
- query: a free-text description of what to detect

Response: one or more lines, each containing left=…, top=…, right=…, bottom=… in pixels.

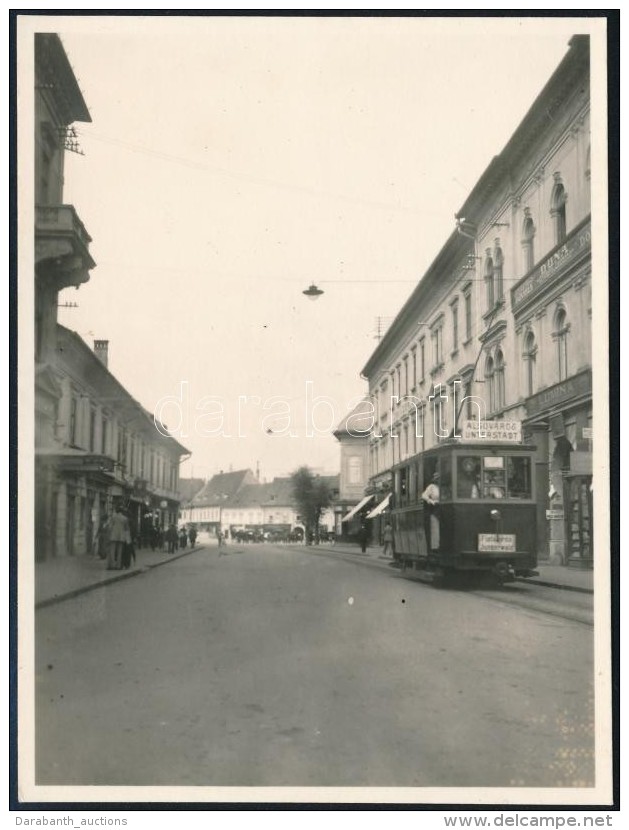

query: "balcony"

left=35, top=204, right=96, bottom=289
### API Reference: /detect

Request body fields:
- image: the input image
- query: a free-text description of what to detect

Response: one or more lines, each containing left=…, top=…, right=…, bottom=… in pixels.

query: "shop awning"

left=341, top=494, right=374, bottom=523
left=366, top=493, right=391, bottom=519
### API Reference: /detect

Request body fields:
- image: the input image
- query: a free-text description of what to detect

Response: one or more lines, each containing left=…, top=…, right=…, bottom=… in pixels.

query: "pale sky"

left=45, top=16, right=594, bottom=482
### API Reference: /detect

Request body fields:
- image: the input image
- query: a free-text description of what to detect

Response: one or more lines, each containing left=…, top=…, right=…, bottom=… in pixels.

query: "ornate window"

left=484, top=249, right=494, bottom=309
left=523, top=330, right=537, bottom=397
left=551, top=173, right=568, bottom=244
left=522, top=208, right=536, bottom=273
left=494, top=348, right=505, bottom=410
left=451, top=299, right=459, bottom=351
left=493, top=240, right=504, bottom=300
left=484, top=355, right=495, bottom=412
left=463, top=287, right=472, bottom=341
left=554, top=307, right=570, bottom=381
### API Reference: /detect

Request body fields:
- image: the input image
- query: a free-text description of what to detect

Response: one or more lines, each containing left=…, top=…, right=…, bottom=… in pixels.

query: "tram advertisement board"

left=478, top=534, right=516, bottom=552
left=461, top=419, right=522, bottom=442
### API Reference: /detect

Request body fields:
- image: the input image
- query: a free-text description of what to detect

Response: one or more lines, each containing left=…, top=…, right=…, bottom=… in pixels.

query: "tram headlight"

left=490, top=509, right=501, bottom=522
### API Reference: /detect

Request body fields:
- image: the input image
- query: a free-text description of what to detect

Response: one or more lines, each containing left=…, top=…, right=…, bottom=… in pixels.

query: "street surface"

left=36, top=544, right=594, bottom=788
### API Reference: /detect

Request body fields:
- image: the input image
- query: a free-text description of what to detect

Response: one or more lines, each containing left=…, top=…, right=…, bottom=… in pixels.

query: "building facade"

left=34, top=35, right=190, bottom=561
left=360, top=35, right=591, bottom=567
left=37, top=327, right=189, bottom=560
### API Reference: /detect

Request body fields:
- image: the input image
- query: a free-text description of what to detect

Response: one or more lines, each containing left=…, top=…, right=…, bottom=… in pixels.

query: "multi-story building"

left=333, top=399, right=377, bottom=540
left=34, top=35, right=190, bottom=561
left=35, top=34, right=96, bottom=560
left=361, top=35, right=591, bottom=567
left=38, top=327, right=189, bottom=559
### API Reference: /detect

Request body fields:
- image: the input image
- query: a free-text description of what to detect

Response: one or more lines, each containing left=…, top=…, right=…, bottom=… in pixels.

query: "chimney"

left=93, top=340, right=109, bottom=369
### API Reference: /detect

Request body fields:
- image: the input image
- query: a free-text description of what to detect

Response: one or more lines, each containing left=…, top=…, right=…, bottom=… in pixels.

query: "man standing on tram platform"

left=422, top=472, right=441, bottom=551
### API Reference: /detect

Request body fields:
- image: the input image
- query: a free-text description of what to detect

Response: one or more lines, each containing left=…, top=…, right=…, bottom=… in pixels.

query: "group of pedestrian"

left=93, top=505, right=136, bottom=571
left=165, top=523, right=198, bottom=554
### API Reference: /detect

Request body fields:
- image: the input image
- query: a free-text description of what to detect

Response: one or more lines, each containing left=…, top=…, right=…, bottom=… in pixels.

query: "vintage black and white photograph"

left=17, top=12, right=613, bottom=806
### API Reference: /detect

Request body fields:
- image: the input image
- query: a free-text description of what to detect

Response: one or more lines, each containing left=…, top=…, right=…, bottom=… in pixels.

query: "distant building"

left=333, top=400, right=373, bottom=539
left=180, top=470, right=339, bottom=537
left=180, top=469, right=257, bottom=532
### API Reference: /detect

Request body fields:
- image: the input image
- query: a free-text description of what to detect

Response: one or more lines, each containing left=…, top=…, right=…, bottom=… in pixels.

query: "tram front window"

left=457, top=456, right=482, bottom=498
left=482, top=456, right=506, bottom=498
left=507, top=457, right=532, bottom=499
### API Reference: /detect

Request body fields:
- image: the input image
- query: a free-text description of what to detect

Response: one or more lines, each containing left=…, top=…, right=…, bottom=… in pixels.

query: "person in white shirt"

left=422, top=472, right=441, bottom=551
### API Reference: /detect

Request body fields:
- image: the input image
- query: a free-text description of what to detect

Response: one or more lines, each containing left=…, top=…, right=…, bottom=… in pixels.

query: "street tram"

left=390, top=438, right=538, bottom=584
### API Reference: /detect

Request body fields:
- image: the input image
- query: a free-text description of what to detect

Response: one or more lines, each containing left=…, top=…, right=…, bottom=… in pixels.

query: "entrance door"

left=66, top=494, right=75, bottom=557
left=565, top=475, right=593, bottom=568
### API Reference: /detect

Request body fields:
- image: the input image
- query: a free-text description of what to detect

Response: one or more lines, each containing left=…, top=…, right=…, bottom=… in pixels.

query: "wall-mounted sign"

left=582, top=427, right=593, bottom=439
left=546, top=509, right=564, bottom=520
left=525, top=369, right=592, bottom=418
left=461, top=420, right=522, bottom=442
left=511, top=218, right=591, bottom=313
left=478, top=534, right=516, bottom=552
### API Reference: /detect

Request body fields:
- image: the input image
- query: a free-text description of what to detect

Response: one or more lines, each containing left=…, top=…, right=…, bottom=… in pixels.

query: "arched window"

left=551, top=173, right=567, bottom=244
left=484, top=355, right=495, bottom=412
left=493, top=240, right=504, bottom=301
left=484, top=249, right=494, bottom=310
left=554, top=308, right=569, bottom=381
left=523, top=330, right=537, bottom=397
left=494, top=349, right=505, bottom=410
left=522, top=208, right=536, bottom=273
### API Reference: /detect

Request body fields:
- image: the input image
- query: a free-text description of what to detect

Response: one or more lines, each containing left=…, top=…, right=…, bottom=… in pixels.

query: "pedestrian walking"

left=188, top=526, right=197, bottom=547
left=357, top=523, right=368, bottom=554
left=179, top=526, right=188, bottom=549
left=217, top=529, right=226, bottom=555
left=107, top=506, right=131, bottom=570
left=382, top=521, right=394, bottom=558
left=166, top=523, right=178, bottom=554
left=94, top=515, right=109, bottom=560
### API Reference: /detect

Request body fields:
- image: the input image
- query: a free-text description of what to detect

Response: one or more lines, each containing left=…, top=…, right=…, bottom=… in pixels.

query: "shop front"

left=524, top=369, right=592, bottom=568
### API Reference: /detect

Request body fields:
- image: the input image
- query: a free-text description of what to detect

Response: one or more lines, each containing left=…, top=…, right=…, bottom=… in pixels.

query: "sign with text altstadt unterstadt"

left=460, top=419, right=522, bottom=442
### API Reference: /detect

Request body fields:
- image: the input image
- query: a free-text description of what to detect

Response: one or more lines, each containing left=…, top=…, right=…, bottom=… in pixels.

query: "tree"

left=290, top=466, right=332, bottom=545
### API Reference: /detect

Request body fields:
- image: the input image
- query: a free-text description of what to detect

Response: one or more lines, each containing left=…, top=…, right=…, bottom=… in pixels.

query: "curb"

left=35, top=545, right=205, bottom=610
left=514, top=577, right=593, bottom=595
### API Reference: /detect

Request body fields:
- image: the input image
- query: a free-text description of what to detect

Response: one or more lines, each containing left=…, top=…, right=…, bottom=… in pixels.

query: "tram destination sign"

left=461, top=419, right=522, bottom=442
left=478, top=534, right=516, bottom=553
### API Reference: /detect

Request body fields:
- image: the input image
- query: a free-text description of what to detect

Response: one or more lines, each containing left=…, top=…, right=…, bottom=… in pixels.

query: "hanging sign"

left=461, top=420, right=522, bottom=443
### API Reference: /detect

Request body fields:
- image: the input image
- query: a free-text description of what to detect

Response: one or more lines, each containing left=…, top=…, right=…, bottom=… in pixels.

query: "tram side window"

left=439, top=456, right=452, bottom=501
left=457, top=456, right=482, bottom=498
left=482, top=456, right=506, bottom=498
left=399, top=466, right=408, bottom=506
left=408, top=464, right=417, bottom=503
left=507, top=457, right=532, bottom=498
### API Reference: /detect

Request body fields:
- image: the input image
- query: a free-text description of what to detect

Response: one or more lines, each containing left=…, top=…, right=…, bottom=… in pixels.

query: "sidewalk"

left=309, top=542, right=594, bottom=594
left=35, top=543, right=209, bottom=609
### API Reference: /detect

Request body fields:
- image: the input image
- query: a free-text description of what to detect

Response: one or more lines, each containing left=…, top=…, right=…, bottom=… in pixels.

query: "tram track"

left=290, top=544, right=594, bottom=628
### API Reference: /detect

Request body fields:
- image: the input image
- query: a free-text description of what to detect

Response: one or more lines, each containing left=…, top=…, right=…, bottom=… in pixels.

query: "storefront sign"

left=512, top=219, right=591, bottom=312
left=461, top=419, right=522, bottom=442
left=478, top=534, right=516, bottom=552
left=525, top=369, right=592, bottom=417
left=546, top=509, right=564, bottom=520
